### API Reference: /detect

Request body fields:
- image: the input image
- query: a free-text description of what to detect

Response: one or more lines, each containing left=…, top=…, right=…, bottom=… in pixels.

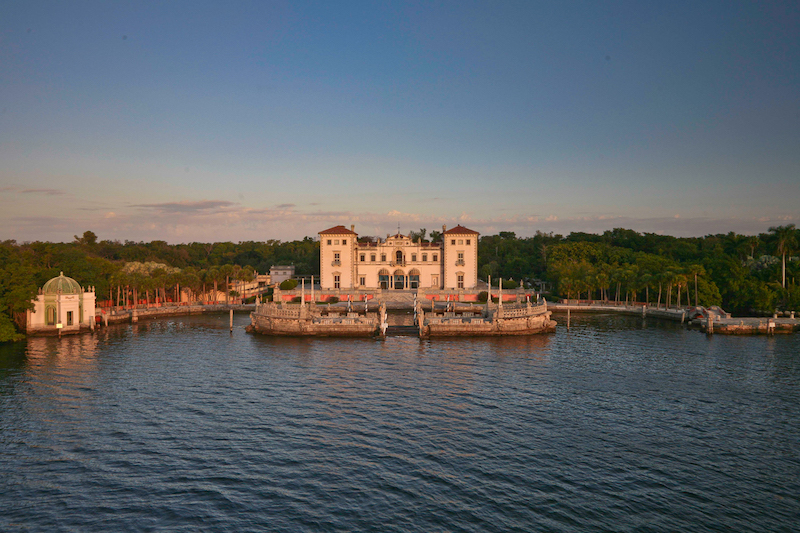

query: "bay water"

left=1, top=313, right=798, bottom=532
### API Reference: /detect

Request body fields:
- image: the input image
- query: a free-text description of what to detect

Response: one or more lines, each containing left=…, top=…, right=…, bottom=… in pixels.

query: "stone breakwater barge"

left=246, top=297, right=556, bottom=338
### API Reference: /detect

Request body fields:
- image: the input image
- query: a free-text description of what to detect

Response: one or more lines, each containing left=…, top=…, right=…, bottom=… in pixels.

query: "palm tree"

left=723, top=232, right=751, bottom=261
left=622, top=266, right=639, bottom=305
left=609, top=265, right=623, bottom=304
left=663, top=268, right=679, bottom=309
left=686, top=264, right=705, bottom=307
left=180, top=267, right=201, bottom=304
left=237, top=265, right=255, bottom=302
left=675, top=272, right=688, bottom=309
left=769, top=224, right=797, bottom=289
left=655, top=271, right=664, bottom=309
left=219, top=264, right=235, bottom=304
left=594, top=266, right=610, bottom=302
left=639, top=272, right=653, bottom=305
left=747, top=236, right=760, bottom=259
left=206, top=267, right=221, bottom=303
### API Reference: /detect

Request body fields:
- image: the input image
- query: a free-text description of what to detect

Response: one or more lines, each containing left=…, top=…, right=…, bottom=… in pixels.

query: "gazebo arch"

left=45, top=305, right=56, bottom=326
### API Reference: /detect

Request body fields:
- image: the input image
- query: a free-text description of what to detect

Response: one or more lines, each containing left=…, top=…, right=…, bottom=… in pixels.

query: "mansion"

left=319, top=224, right=479, bottom=291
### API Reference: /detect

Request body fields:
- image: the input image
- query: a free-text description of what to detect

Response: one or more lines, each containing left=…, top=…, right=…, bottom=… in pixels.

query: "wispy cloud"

left=21, top=188, right=66, bottom=196
left=132, top=200, right=238, bottom=213
left=276, top=203, right=296, bottom=209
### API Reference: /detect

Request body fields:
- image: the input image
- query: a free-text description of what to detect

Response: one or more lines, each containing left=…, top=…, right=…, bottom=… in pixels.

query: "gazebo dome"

left=42, top=272, right=82, bottom=295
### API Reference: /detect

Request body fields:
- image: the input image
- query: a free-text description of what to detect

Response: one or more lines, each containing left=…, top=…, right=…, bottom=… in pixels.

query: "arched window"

left=378, top=269, right=390, bottom=290
left=46, top=306, right=56, bottom=326
left=409, top=269, right=420, bottom=289
left=395, top=250, right=403, bottom=265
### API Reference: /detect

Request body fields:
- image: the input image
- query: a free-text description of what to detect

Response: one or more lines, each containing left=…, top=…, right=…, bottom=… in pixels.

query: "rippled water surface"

left=1, top=313, right=799, bottom=532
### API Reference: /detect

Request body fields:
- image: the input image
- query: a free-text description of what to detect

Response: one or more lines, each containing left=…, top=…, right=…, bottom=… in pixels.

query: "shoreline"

left=548, top=302, right=800, bottom=334
left=25, top=300, right=800, bottom=337
left=25, top=303, right=256, bottom=336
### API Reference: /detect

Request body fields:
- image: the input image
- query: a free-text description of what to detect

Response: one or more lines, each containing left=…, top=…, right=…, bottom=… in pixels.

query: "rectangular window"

left=66, top=311, right=73, bottom=326
left=334, top=252, right=340, bottom=260
left=411, top=254, right=417, bottom=262
left=327, top=240, right=331, bottom=245
left=432, top=275, right=439, bottom=287
left=422, top=253, right=427, bottom=262
left=457, top=274, right=464, bottom=289
left=360, top=254, right=365, bottom=262
left=334, top=275, right=340, bottom=289
left=451, top=239, right=456, bottom=245
left=371, top=254, right=376, bottom=262
left=458, top=252, right=464, bottom=260
left=381, top=254, right=386, bottom=262
left=466, top=239, right=471, bottom=245
left=433, top=254, right=438, bottom=262
left=458, top=239, right=463, bottom=245
left=342, top=239, right=347, bottom=245
left=334, top=239, right=340, bottom=245
left=359, top=276, right=366, bottom=286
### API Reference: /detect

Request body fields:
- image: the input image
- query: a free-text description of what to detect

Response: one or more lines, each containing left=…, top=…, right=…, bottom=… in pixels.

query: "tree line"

left=474, top=225, right=799, bottom=315
left=0, top=231, right=319, bottom=341
left=1, top=225, right=798, bottom=342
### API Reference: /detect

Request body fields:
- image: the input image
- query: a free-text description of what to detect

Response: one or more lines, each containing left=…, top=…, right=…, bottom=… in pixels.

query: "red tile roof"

left=319, top=225, right=357, bottom=235
left=443, top=225, right=478, bottom=235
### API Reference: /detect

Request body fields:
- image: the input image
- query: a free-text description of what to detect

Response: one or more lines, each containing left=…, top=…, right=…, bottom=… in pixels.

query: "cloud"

left=4, top=197, right=798, bottom=244
left=275, top=203, right=296, bottom=209
left=21, top=188, right=66, bottom=196
left=132, top=200, right=238, bottom=213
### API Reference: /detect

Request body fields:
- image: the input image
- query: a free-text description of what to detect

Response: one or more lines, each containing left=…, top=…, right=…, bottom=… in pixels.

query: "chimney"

left=442, top=224, right=446, bottom=233
left=350, top=224, right=355, bottom=233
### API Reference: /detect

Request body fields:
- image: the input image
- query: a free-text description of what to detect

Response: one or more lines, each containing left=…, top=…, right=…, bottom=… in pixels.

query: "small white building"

left=270, top=265, right=295, bottom=285
left=318, top=224, right=479, bottom=290
left=26, top=272, right=96, bottom=335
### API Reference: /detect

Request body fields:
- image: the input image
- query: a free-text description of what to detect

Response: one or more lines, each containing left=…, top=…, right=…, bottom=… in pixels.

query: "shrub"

left=291, top=296, right=302, bottom=303
left=477, top=291, right=489, bottom=302
left=327, top=296, right=339, bottom=304
left=280, top=279, right=298, bottom=290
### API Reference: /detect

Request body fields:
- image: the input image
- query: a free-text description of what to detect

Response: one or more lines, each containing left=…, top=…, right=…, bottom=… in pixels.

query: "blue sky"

left=2, top=0, right=798, bottom=242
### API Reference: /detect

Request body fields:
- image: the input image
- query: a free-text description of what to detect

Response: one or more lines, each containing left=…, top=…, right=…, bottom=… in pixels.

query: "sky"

left=2, top=0, right=799, bottom=243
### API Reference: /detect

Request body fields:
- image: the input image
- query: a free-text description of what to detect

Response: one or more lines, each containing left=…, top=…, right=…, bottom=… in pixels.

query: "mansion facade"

left=319, top=224, right=479, bottom=291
